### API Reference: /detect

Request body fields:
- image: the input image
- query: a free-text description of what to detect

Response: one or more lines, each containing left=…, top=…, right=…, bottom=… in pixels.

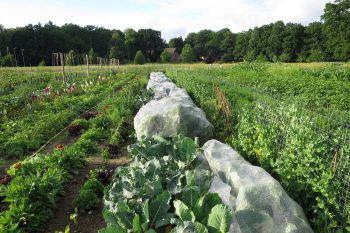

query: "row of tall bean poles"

left=51, top=52, right=119, bottom=83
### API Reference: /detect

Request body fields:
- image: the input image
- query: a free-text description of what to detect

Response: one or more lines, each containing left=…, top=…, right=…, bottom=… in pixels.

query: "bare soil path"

left=44, top=149, right=129, bottom=233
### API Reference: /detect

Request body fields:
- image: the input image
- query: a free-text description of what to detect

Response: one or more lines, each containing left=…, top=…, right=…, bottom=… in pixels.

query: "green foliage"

left=38, top=60, right=46, bottom=66
left=167, top=65, right=350, bottom=232
left=0, top=169, right=67, bottom=232
left=109, top=31, right=126, bottom=60
left=279, top=52, right=292, bottom=62
left=109, top=47, right=122, bottom=60
left=101, top=148, right=110, bottom=166
left=322, top=0, right=350, bottom=61
left=1, top=54, right=13, bottom=67
left=89, top=48, right=97, bottom=64
left=80, top=127, right=106, bottom=142
left=207, top=204, right=233, bottom=232
left=73, top=170, right=104, bottom=213
left=0, top=73, right=148, bottom=232
left=72, top=118, right=90, bottom=130
left=134, top=50, right=145, bottom=65
left=160, top=50, right=172, bottom=63
left=168, top=37, right=184, bottom=53
left=0, top=73, right=135, bottom=158
left=73, top=137, right=98, bottom=155
left=0, top=145, right=86, bottom=232
left=221, top=52, right=234, bottom=63
left=0, top=1, right=349, bottom=65
left=0, top=0, right=349, bottom=65
left=66, top=50, right=76, bottom=66
left=181, top=44, right=195, bottom=63
left=174, top=200, right=195, bottom=222
left=307, top=49, right=327, bottom=62
left=102, top=136, right=232, bottom=232
left=304, top=22, right=327, bottom=62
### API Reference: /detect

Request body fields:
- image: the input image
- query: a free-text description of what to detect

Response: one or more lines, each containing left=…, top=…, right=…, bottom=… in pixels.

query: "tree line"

left=0, top=0, right=349, bottom=66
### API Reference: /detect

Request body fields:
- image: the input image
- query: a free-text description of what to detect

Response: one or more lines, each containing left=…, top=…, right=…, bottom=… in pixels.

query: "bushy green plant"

left=73, top=138, right=98, bottom=155
left=0, top=167, right=68, bottom=232
left=80, top=127, right=106, bottom=142
left=0, top=54, right=13, bottom=67
left=71, top=118, right=90, bottom=130
left=38, top=60, right=46, bottom=66
left=101, top=136, right=233, bottom=232
left=181, top=44, right=195, bottom=63
left=91, top=114, right=112, bottom=129
left=73, top=170, right=104, bottom=213
left=160, top=50, right=172, bottom=63
left=134, top=50, right=145, bottom=65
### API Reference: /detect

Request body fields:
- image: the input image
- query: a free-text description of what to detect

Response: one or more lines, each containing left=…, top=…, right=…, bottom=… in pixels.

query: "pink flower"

left=44, top=86, right=50, bottom=95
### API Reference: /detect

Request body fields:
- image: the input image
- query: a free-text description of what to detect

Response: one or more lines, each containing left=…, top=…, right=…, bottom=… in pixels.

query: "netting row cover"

left=134, top=72, right=213, bottom=143
left=134, top=72, right=313, bottom=232
left=200, top=140, right=313, bottom=233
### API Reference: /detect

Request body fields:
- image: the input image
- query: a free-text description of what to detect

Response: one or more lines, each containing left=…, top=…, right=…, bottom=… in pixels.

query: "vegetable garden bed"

left=0, top=73, right=148, bottom=232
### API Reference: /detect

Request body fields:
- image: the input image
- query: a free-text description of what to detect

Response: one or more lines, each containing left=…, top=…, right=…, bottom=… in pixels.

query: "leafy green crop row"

left=0, top=73, right=135, bottom=158
left=0, top=74, right=148, bottom=232
left=0, top=147, right=86, bottom=232
left=166, top=65, right=350, bottom=232
left=73, top=169, right=105, bottom=213
left=102, top=136, right=233, bottom=233
left=0, top=72, right=107, bottom=119
left=169, top=63, right=350, bottom=113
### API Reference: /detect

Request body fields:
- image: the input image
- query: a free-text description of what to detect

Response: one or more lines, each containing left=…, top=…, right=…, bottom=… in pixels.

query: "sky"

left=0, top=0, right=333, bottom=41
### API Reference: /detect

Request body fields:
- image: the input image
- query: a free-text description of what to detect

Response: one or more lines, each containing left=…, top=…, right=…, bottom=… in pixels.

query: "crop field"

left=0, top=63, right=349, bottom=233
left=165, top=63, right=350, bottom=232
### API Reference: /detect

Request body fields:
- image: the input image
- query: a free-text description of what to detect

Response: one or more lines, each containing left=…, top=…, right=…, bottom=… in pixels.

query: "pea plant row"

left=166, top=65, right=350, bottom=232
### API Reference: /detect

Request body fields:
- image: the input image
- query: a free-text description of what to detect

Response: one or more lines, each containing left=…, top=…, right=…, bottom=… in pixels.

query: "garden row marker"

left=86, top=54, right=90, bottom=77
left=21, top=49, right=25, bottom=67
left=60, top=53, right=66, bottom=83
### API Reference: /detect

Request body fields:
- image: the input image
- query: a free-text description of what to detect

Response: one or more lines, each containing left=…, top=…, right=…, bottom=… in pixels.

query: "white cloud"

left=0, top=0, right=333, bottom=41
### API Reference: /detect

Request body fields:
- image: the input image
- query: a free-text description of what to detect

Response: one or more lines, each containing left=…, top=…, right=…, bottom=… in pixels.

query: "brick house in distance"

left=164, top=48, right=181, bottom=62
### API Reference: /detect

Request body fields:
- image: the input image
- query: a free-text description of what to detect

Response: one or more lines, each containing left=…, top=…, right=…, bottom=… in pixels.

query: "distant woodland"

left=0, top=0, right=349, bottom=65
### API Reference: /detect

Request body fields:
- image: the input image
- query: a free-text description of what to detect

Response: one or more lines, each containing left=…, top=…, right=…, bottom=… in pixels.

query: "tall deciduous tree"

left=233, top=32, right=250, bottom=61
left=137, top=29, right=165, bottom=62
left=280, top=23, right=305, bottom=62
left=304, top=22, right=327, bottom=62
left=0, top=0, right=349, bottom=65
left=268, top=21, right=285, bottom=61
left=181, top=44, right=195, bottom=63
left=168, top=37, right=184, bottom=52
left=322, top=0, right=350, bottom=61
left=220, top=29, right=236, bottom=62
left=124, top=28, right=138, bottom=62
left=109, top=30, right=126, bottom=61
